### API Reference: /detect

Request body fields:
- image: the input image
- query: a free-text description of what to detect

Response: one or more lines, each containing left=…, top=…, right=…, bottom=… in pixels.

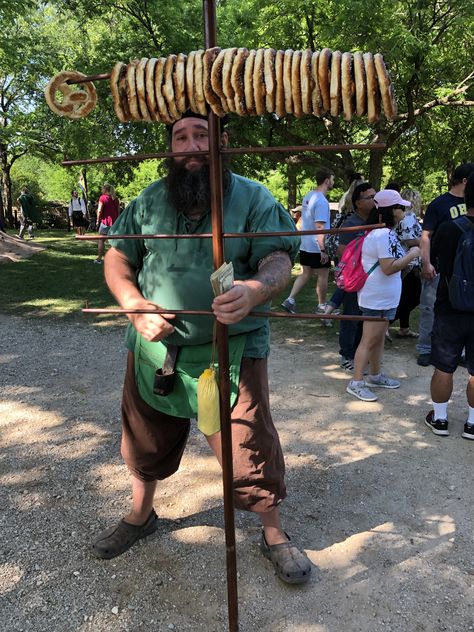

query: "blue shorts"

left=431, top=311, right=474, bottom=375
left=360, top=307, right=397, bottom=320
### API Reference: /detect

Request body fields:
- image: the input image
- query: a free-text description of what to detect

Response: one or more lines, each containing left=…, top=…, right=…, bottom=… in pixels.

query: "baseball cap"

left=374, top=189, right=411, bottom=208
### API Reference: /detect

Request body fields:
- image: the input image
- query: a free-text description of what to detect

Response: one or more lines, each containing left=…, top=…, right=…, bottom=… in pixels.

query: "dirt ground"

left=0, top=232, right=45, bottom=263
left=1, top=312, right=473, bottom=632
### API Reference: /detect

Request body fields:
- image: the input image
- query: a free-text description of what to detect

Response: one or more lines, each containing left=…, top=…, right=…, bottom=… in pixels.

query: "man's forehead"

left=172, top=118, right=209, bottom=135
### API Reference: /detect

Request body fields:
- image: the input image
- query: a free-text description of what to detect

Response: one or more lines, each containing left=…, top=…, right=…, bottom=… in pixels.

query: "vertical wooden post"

left=203, top=1, right=239, bottom=631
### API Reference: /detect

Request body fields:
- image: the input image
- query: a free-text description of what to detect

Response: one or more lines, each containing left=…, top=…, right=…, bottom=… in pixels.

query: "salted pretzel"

left=44, top=71, right=97, bottom=119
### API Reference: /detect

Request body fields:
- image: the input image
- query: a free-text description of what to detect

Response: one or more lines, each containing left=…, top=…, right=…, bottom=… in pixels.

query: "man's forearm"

left=104, top=248, right=145, bottom=309
left=245, top=250, right=292, bottom=306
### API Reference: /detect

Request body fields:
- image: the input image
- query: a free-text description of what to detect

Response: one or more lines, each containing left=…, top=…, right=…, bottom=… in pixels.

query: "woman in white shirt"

left=347, top=190, right=421, bottom=402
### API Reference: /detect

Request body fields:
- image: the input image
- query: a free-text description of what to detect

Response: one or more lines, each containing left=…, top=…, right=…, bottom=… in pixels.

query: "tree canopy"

left=1, top=0, right=472, bottom=225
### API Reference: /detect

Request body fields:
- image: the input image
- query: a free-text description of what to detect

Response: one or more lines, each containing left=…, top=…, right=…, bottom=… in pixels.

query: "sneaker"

left=93, top=258, right=103, bottom=265
left=417, top=353, right=431, bottom=367
left=462, top=423, right=474, bottom=440
left=365, top=373, right=400, bottom=389
left=385, top=331, right=393, bottom=343
left=315, top=303, right=328, bottom=313
left=346, top=381, right=378, bottom=402
left=320, top=316, right=333, bottom=327
left=340, top=356, right=354, bottom=371
left=424, top=410, right=449, bottom=436
left=281, top=298, right=296, bottom=314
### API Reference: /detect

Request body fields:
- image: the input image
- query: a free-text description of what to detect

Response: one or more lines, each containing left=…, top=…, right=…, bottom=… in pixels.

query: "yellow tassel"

left=197, top=367, right=220, bottom=436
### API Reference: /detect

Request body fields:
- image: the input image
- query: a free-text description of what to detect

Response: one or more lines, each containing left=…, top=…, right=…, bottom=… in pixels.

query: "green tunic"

left=109, top=172, right=300, bottom=417
left=18, top=194, right=39, bottom=222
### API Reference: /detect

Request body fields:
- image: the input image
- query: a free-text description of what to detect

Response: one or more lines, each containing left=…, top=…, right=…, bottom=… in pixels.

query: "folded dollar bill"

left=210, top=261, right=234, bottom=296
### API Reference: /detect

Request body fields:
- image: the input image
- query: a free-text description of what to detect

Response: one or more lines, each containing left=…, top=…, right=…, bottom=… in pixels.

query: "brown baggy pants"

left=121, top=352, right=286, bottom=513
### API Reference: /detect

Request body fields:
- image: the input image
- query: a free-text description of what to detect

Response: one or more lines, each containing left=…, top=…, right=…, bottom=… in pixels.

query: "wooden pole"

left=203, top=1, right=239, bottom=631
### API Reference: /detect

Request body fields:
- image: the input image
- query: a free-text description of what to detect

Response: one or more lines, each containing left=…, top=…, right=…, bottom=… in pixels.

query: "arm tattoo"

left=254, top=250, right=292, bottom=302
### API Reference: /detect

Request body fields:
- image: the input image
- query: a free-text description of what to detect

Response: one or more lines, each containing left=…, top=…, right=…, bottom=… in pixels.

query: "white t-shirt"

left=299, top=190, right=330, bottom=253
left=68, top=198, right=86, bottom=217
left=358, top=228, right=405, bottom=310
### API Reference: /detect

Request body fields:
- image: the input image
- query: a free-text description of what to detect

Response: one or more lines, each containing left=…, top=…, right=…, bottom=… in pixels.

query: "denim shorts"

left=98, top=223, right=110, bottom=236
left=360, top=306, right=397, bottom=320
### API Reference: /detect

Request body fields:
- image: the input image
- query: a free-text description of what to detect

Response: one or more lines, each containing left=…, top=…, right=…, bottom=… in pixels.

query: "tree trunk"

left=1, top=162, right=13, bottom=227
left=0, top=189, right=5, bottom=230
left=368, top=147, right=386, bottom=190
left=287, top=165, right=297, bottom=209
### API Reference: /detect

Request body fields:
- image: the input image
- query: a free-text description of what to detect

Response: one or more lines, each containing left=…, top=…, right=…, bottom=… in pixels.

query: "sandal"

left=260, top=532, right=312, bottom=584
left=92, top=509, right=159, bottom=559
left=396, top=330, right=419, bottom=339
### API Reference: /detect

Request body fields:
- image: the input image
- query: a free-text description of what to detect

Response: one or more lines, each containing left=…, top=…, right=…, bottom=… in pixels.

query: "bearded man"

left=92, top=113, right=311, bottom=585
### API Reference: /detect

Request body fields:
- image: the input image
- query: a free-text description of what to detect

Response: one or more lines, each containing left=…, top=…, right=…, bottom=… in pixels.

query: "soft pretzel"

left=45, top=70, right=97, bottom=119
left=330, top=50, right=342, bottom=117
left=274, top=50, right=285, bottom=118
left=300, top=49, right=313, bottom=115
left=144, top=58, right=159, bottom=121
left=264, top=48, right=276, bottom=113
left=231, top=48, right=249, bottom=116
left=193, top=50, right=207, bottom=116
left=353, top=52, right=367, bottom=117
left=204, top=47, right=225, bottom=116
left=174, top=53, right=187, bottom=115
left=363, top=52, right=380, bottom=124
left=136, top=57, right=152, bottom=121
left=222, top=47, right=238, bottom=112
left=318, top=48, right=332, bottom=114
left=244, top=50, right=257, bottom=116
left=310, top=51, right=323, bottom=117
left=291, top=50, right=303, bottom=117
left=283, top=49, right=294, bottom=114
left=374, top=53, right=397, bottom=120
left=341, top=52, right=355, bottom=121
left=253, top=48, right=266, bottom=116
left=154, top=57, right=174, bottom=124
left=110, top=62, right=130, bottom=123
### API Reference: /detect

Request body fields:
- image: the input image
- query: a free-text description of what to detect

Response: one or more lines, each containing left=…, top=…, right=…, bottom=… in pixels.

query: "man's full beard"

left=165, top=159, right=230, bottom=217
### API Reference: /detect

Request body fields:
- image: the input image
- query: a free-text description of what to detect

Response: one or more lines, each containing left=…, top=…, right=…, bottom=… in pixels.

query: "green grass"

left=1, top=230, right=117, bottom=321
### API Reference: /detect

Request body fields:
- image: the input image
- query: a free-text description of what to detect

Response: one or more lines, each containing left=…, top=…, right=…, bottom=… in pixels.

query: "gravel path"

left=1, top=313, right=473, bottom=632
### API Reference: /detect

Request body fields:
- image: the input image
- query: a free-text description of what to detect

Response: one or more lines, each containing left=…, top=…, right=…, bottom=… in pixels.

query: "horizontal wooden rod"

left=76, top=223, right=384, bottom=241
left=82, top=308, right=387, bottom=322
left=66, top=73, right=111, bottom=84
left=62, top=143, right=385, bottom=167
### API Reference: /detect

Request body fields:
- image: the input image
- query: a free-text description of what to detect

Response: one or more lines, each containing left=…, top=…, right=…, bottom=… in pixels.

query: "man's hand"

left=320, top=251, right=329, bottom=264
left=212, top=281, right=256, bottom=324
left=421, top=261, right=437, bottom=281
left=127, top=299, right=176, bottom=342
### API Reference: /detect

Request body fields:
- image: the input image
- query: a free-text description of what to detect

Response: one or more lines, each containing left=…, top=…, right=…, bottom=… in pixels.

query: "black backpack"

left=448, top=216, right=474, bottom=312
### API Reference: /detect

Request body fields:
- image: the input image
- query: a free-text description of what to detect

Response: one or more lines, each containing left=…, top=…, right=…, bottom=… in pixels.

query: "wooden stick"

left=62, top=143, right=385, bottom=167
left=81, top=308, right=388, bottom=322
left=204, top=2, right=238, bottom=631
left=76, top=224, right=385, bottom=240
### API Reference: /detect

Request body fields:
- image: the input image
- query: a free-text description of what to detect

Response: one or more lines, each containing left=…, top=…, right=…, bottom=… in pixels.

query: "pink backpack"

left=334, top=231, right=379, bottom=292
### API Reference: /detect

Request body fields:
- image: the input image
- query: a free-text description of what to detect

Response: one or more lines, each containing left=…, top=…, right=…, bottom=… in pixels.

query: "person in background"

left=68, top=190, right=87, bottom=236
left=17, top=187, right=37, bottom=239
left=336, top=183, right=376, bottom=370
left=390, top=188, right=423, bottom=338
left=346, top=190, right=420, bottom=402
left=94, top=183, right=120, bottom=264
left=281, top=168, right=334, bottom=314
left=424, top=173, right=474, bottom=439
left=417, top=162, right=474, bottom=366
left=385, top=181, right=402, bottom=192
left=338, top=172, right=365, bottom=215
left=321, top=174, right=366, bottom=328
